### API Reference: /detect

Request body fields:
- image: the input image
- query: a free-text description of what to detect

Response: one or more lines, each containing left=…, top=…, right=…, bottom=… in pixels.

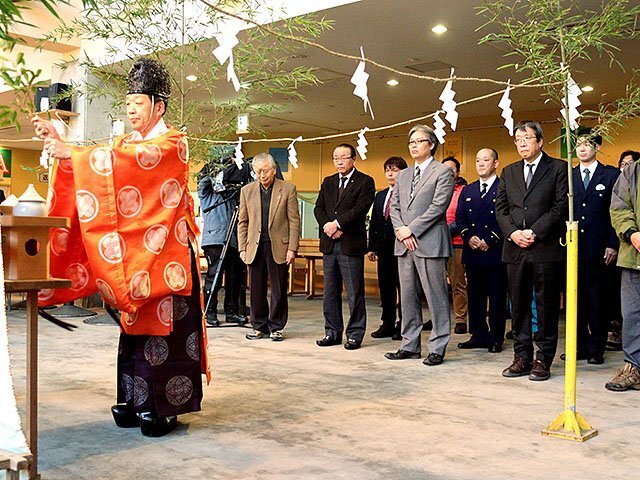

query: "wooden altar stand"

left=2, top=214, right=71, bottom=479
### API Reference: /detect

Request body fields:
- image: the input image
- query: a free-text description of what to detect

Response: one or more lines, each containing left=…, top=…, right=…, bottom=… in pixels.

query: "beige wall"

left=242, top=107, right=640, bottom=191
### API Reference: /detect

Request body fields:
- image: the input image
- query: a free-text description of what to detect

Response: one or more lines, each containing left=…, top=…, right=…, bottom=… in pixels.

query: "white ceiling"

left=3, top=0, right=640, bottom=149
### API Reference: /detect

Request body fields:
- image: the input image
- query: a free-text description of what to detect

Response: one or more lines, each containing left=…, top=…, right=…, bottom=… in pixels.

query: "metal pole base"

left=542, top=410, right=598, bottom=442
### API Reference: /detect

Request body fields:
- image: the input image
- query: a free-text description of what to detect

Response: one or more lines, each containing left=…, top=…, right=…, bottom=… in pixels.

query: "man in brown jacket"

left=238, top=153, right=300, bottom=341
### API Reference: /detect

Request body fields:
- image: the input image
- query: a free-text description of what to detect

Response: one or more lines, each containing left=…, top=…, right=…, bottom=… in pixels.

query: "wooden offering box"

left=0, top=214, right=70, bottom=280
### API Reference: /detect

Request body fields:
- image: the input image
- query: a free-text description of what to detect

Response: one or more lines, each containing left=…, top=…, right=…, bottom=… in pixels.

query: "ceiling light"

left=387, top=79, right=399, bottom=86
left=186, top=75, right=197, bottom=82
left=581, top=85, right=594, bottom=92
left=432, top=25, right=448, bottom=34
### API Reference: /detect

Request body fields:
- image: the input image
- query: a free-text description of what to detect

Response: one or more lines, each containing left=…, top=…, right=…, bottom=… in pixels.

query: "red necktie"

left=384, top=195, right=391, bottom=220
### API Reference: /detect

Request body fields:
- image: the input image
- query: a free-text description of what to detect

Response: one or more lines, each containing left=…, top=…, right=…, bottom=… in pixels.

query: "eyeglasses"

left=408, top=138, right=431, bottom=147
left=514, top=136, right=536, bottom=145
left=333, top=156, right=354, bottom=162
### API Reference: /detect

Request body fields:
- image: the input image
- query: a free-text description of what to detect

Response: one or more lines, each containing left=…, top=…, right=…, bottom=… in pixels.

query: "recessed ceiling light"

left=387, top=79, right=399, bottom=86
left=432, top=25, right=448, bottom=34
left=581, top=85, right=594, bottom=92
left=186, top=75, right=197, bottom=82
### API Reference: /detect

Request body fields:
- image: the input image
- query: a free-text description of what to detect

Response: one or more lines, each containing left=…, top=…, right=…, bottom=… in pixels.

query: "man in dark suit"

left=496, top=120, right=568, bottom=381
left=314, top=143, right=375, bottom=350
left=367, top=156, right=408, bottom=339
left=456, top=148, right=507, bottom=353
left=572, top=128, right=620, bottom=364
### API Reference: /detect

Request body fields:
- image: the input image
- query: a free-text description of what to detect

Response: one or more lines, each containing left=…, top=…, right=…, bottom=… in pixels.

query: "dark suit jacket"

left=495, top=152, right=569, bottom=263
left=368, top=188, right=396, bottom=256
left=456, top=179, right=503, bottom=266
left=314, top=169, right=375, bottom=255
left=573, top=162, right=620, bottom=262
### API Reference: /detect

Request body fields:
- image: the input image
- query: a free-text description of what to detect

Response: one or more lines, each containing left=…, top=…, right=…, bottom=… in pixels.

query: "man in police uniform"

left=572, top=128, right=620, bottom=365
left=456, top=148, right=507, bottom=353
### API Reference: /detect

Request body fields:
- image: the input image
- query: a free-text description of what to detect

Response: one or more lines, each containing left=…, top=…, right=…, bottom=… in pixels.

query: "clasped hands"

left=509, top=229, right=536, bottom=249
left=323, top=220, right=343, bottom=240
left=31, top=116, right=71, bottom=159
left=468, top=235, right=489, bottom=252
left=395, top=225, right=418, bottom=252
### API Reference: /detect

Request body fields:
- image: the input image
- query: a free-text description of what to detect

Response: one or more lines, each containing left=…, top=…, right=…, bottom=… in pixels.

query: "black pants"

left=377, top=251, right=401, bottom=330
left=466, top=263, right=507, bottom=345
left=578, top=260, right=615, bottom=356
left=507, top=260, right=562, bottom=365
left=322, top=242, right=366, bottom=342
left=248, top=240, right=289, bottom=333
left=203, top=244, right=245, bottom=315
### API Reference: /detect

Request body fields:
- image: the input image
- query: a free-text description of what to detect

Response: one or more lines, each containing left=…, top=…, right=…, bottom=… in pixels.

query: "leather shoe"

left=316, top=336, right=341, bottom=347
left=528, top=360, right=551, bottom=381
left=371, top=326, right=394, bottom=338
left=111, top=404, right=139, bottom=428
left=385, top=349, right=420, bottom=360
left=226, top=313, right=247, bottom=325
left=488, top=343, right=502, bottom=353
left=391, top=331, right=402, bottom=341
left=206, top=313, right=220, bottom=327
left=344, top=338, right=361, bottom=350
left=502, top=357, right=532, bottom=377
left=423, top=353, right=444, bottom=366
left=457, top=339, right=489, bottom=349
left=588, top=353, right=604, bottom=365
left=454, top=322, right=467, bottom=334
left=422, top=320, right=433, bottom=331
left=139, top=412, right=177, bottom=437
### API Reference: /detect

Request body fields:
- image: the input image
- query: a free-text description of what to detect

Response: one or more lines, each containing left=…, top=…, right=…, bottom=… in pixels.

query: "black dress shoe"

left=384, top=349, right=420, bottom=360
left=206, top=313, right=220, bottom=327
left=139, top=412, right=178, bottom=437
left=316, top=336, right=341, bottom=347
left=488, top=343, right=503, bottom=353
left=505, top=330, right=514, bottom=340
left=391, top=332, right=402, bottom=341
left=226, top=313, right=247, bottom=325
left=454, top=322, right=467, bottom=334
left=344, top=338, right=361, bottom=350
left=457, top=339, right=489, bottom=349
left=560, top=352, right=588, bottom=361
left=371, top=326, right=394, bottom=338
left=422, top=320, right=433, bottom=331
left=588, top=353, right=605, bottom=365
left=111, top=404, right=139, bottom=428
left=423, top=353, right=444, bottom=366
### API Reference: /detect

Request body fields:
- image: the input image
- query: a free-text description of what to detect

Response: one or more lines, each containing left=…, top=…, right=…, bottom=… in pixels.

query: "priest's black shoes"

left=488, top=343, right=503, bottom=353
left=423, top=353, right=444, bottom=366
left=139, top=412, right=178, bottom=437
left=385, top=349, right=420, bottom=360
left=316, top=336, right=341, bottom=347
left=371, top=326, right=394, bottom=338
left=111, top=404, right=139, bottom=428
left=457, top=339, right=489, bottom=349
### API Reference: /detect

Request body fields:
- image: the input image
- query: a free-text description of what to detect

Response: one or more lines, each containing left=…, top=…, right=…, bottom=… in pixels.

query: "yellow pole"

left=542, top=221, right=597, bottom=441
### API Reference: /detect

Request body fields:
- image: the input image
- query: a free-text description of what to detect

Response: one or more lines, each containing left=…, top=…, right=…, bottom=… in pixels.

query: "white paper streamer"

left=233, top=137, right=244, bottom=169
left=433, top=111, right=447, bottom=144
left=498, top=80, right=514, bottom=136
left=0, top=225, right=30, bottom=455
left=213, top=19, right=243, bottom=92
left=356, top=127, right=369, bottom=160
left=561, top=73, right=582, bottom=130
left=350, top=47, right=374, bottom=119
left=438, top=68, right=458, bottom=131
left=287, top=136, right=302, bottom=169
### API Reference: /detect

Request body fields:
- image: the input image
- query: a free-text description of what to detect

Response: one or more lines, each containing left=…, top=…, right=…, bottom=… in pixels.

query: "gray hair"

left=515, top=120, right=544, bottom=141
left=408, top=124, right=439, bottom=155
left=252, top=152, right=277, bottom=170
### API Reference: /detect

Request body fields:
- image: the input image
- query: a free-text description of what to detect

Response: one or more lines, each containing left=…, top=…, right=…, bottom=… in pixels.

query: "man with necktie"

left=496, top=120, right=568, bottom=381
left=385, top=125, right=455, bottom=366
left=456, top=148, right=507, bottom=353
left=367, top=156, right=408, bottom=339
left=314, top=144, right=375, bottom=350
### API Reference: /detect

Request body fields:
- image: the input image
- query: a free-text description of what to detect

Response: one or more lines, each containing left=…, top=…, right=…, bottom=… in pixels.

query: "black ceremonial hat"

left=126, top=57, right=171, bottom=101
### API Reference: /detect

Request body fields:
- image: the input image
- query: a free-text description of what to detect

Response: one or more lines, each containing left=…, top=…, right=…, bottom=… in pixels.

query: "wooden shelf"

left=0, top=216, right=69, bottom=228
left=4, top=278, right=71, bottom=292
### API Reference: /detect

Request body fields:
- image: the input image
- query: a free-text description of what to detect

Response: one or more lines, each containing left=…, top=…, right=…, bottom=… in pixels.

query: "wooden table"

left=5, top=278, right=72, bottom=479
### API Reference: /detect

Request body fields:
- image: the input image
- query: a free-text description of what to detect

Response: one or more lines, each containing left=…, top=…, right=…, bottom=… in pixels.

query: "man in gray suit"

left=385, top=125, right=455, bottom=365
